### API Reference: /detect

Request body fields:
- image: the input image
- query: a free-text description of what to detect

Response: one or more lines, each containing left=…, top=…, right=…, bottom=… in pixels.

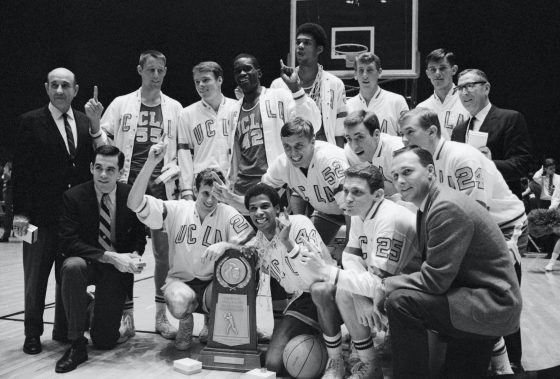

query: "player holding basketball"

left=346, top=52, right=409, bottom=136
left=302, top=164, right=420, bottom=379
left=177, top=61, right=238, bottom=199
left=261, top=117, right=348, bottom=245
left=271, top=22, right=347, bottom=147
left=344, top=110, right=404, bottom=198
left=416, top=48, right=469, bottom=138
left=127, top=142, right=253, bottom=350
left=240, top=183, right=335, bottom=375
left=85, top=50, right=184, bottom=342
left=399, top=107, right=527, bottom=374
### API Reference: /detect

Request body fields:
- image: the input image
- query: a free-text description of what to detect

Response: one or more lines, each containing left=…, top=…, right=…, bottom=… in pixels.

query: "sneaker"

left=175, top=315, right=194, bottom=351
left=349, top=361, right=381, bottom=379
left=117, top=313, right=135, bottom=344
left=156, top=310, right=178, bottom=339
left=322, top=357, right=345, bottom=379
left=545, top=263, right=554, bottom=271
left=199, top=315, right=209, bottom=343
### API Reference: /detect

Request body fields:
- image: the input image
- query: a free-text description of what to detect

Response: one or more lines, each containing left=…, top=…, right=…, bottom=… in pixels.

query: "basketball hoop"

left=333, top=43, right=368, bottom=68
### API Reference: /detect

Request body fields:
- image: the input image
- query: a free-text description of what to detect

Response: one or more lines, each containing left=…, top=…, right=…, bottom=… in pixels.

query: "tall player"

left=212, top=53, right=320, bottom=209
left=271, top=23, right=347, bottom=147
left=177, top=62, right=238, bottom=198
left=346, top=52, right=409, bottom=136
left=127, top=142, right=253, bottom=350
left=261, top=117, right=348, bottom=245
left=85, top=50, right=184, bottom=341
left=301, top=165, right=420, bottom=379
left=399, top=108, right=527, bottom=374
left=344, top=110, right=403, bottom=198
left=416, top=48, right=469, bottom=138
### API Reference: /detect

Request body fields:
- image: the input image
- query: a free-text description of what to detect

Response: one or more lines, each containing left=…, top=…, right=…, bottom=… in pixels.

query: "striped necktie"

left=62, top=113, right=76, bottom=160
left=98, top=194, right=113, bottom=251
left=416, top=209, right=427, bottom=262
left=548, top=175, right=554, bottom=196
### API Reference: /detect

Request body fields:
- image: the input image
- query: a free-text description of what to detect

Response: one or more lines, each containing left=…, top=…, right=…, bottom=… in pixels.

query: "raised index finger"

left=93, top=86, right=98, bottom=101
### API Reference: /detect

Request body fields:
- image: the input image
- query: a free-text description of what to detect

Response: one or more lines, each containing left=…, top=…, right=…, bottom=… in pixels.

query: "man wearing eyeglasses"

left=416, top=49, right=469, bottom=138
left=451, top=69, right=532, bottom=200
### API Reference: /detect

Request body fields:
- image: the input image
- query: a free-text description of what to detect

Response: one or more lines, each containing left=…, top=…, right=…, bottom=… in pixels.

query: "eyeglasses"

left=426, top=65, right=451, bottom=74
left=456, top=81, right=487, bottom=92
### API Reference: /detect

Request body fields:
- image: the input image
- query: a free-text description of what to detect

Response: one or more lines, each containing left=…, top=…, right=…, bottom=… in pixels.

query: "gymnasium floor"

left=1, top=235, right=560, bottom=379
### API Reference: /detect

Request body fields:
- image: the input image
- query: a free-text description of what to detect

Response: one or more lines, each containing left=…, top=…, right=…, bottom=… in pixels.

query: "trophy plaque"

left=198, top=248, right=261, bottom=372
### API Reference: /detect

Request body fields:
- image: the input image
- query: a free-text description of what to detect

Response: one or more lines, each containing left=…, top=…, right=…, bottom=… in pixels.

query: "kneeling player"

left=127, top=143, right=253, bottom=350
left=244, top=183, right=335, bottom=375
left=303, top=164, right=420, bottom=379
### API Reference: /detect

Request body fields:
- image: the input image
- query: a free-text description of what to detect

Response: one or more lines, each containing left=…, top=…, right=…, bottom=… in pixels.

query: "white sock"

left=489, top=337, right=513, bottom=375
left=323, top=332, right=343, bottom=359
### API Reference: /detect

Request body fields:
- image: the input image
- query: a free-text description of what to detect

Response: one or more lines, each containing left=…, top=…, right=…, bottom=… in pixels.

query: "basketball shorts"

left=284, top=292, right=320, bottom=331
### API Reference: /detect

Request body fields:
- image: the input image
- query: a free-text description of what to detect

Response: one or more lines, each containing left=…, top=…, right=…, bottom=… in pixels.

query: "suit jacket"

left=59, top=181, right=146, bottom=261
left=451, top=105, right=532, bottom=197
left=385, top=184, right=522, bottom=337
left=12, top=106, right=94, bottom=226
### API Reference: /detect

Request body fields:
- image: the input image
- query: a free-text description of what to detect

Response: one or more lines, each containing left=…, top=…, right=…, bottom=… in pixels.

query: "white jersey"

left=345, top=132, right=404, bottom=185
left=417, top=88, right=470, bottom=136
left=178, top=96, right=238, bottom=190
left=247, top=215, right=323, bottom=295
left=271, top=68, right=347, bottom=145
left=261, top=141, right=348, bottom=215
left=345, top=199, right=420, bottom=278
left=433, top=139, right=525, bottom=228
left=347, top=88, right=409, bottom=136
left=136, top=196, right=253, bottom=282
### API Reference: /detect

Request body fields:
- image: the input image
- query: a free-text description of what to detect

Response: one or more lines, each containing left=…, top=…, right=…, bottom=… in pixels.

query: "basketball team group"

left=10, top=21, right=548, bottom=378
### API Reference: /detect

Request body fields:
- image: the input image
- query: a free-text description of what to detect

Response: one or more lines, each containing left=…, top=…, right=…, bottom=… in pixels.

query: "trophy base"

left=199, top=347, right=261, bottom=372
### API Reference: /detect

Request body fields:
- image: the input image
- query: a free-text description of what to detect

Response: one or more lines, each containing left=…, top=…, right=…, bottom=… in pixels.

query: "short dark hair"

left=543, top=158, right=556, bottom=168
left=344, top=110, right=380, bottom=136
left=244, top=183, right=280, bottom=210
left=93, top=145, right=124, bottom=169
left=233, top=53, right=260, bottom=70
left=398, top=108, right=441, bottom=137
left=393, top=145, right=435, bottom=168
left=345, top=163, right=384, bottom=193
left=195, top=168, right=226, bottom=191
left=139, top=50, right=167, bottom=68
left=193, top=61, right=223, bottom=80
left=280, top=117, right=315, bottom=141
left=425, top=48, right=456, bottom=67
left=354, top=52, right=381, bottom=70
left=458, top=68, right=488, bottom=82
left=296, top=23, right=328, bottom=48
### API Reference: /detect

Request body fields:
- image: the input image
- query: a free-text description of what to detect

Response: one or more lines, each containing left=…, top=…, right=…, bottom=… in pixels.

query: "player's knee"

left=310, top=281, right=336, bottom=307
left=335, top=288, right=353, bottom=308
left=164, top=282, right=198, bottom=319
left=61, top=257, right=87, bottom=277
left=265, top=349, right=285, bottom=374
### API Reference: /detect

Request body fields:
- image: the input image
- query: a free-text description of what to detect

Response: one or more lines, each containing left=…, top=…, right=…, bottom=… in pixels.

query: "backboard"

left=290, top=0, right=419, bottom=79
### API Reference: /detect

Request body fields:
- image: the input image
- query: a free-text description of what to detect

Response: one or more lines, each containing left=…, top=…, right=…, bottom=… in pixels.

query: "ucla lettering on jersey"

left=239, top=114, right=264, bottom=150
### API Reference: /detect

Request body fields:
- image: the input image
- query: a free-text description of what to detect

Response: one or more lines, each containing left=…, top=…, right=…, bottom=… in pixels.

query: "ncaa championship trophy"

left=199, top=248, right=261, bottom=372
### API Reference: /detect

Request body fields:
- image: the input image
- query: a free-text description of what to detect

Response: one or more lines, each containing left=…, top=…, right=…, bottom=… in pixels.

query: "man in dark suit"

left=12, top=68, right=104, bottom=355
left=375, top=146, right=522, bottom=378
left=450, top=69, right=532, bottom=198
left=55, top=145, right=146, bottom=373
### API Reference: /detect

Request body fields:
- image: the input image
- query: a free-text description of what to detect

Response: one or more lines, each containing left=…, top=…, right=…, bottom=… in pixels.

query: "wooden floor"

left=1, top=234, right=560, bottom=378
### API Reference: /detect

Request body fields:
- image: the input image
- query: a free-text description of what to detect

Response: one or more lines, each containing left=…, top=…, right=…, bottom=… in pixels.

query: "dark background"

left=1, top=0, right=559, bottom=166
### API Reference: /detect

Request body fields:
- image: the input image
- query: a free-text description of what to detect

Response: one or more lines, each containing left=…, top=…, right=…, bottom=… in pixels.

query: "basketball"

left=282, top=334, right=328, bottom=379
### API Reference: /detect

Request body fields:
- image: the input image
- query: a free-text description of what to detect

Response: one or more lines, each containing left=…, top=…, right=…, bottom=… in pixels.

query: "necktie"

left=62, top=113, right=76, bottom=160
left=549, top=175, right=554, bottom=196
left=98, top=194, right=113, bottom=251
left=416, top=209, right=427, bottom=262
left=467, top=116, right=477, bottom=130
